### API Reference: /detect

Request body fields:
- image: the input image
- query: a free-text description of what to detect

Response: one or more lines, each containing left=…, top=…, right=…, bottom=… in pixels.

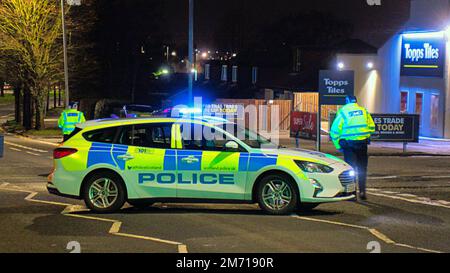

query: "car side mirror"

left=224, top=140, right=239, bottom=151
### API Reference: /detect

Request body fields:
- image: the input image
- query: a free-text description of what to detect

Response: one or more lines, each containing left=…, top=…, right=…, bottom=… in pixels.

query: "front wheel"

left=257, top=174, right=299, bottom=215
left=82, top=171, right=126, bottom=213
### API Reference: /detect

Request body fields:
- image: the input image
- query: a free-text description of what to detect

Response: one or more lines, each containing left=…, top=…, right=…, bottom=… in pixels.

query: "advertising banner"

left=329, top=113, right=420, bottom=143
left=318, top=70, right=354, bottom=105
left=371, top=114, right=420, bottom=142
left=290, top=111, right=317, bottom=140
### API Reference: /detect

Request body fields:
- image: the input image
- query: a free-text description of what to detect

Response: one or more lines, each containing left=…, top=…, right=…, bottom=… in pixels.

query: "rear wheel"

left=82, top=171, right=126, bottom=213
left=257, top=174, right=298, bottom=215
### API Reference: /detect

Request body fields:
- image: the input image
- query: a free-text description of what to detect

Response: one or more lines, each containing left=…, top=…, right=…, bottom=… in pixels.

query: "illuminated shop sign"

left=319, top=70, right=354, bottom=105
left=401, top=32, right=445, bottom=77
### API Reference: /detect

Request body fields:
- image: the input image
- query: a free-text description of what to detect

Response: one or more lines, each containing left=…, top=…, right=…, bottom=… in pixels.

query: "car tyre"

left=257, top=174, right=299, bottom=215
left=82, top=171, right=126, bottom=213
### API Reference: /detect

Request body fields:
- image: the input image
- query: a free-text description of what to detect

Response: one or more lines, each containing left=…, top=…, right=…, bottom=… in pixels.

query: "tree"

left=0, top=0, right=63, bottom=130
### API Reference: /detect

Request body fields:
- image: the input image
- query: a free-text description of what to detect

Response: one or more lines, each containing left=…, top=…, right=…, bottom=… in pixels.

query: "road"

left=0, top=133, right=449, bottom=253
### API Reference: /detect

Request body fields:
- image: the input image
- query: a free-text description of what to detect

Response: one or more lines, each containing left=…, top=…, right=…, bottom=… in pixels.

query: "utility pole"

left=61, top=0, right=81, bottom=109
left=188, top=0, right=194, bottom=106
left=61, top=0, right=70, bottom=109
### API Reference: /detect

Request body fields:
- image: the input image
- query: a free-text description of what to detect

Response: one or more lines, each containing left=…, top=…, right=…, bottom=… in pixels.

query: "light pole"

left=61, top=0, right=81, bottom=109
left=188, top=0, right=194, bottom=106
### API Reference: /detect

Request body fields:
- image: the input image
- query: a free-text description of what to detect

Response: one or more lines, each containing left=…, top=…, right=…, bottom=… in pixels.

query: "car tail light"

left=53, top=148, right=78, bottom=159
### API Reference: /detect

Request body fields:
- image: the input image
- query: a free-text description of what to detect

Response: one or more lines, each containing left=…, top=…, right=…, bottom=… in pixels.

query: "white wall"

left=335, top=54, right=382, bottom=114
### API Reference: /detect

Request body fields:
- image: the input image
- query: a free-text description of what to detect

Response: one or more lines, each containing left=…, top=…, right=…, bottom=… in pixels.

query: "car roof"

left=78, top=116, right=233, bottom=129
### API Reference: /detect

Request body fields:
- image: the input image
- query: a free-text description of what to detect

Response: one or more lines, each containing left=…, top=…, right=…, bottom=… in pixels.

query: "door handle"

left=181, top=156, right=199, bottom=163
left=117, top=154, right=134, bottom=161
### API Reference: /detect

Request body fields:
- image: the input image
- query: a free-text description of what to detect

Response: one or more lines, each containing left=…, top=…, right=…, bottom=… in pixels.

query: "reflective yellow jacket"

left=330, top=103, right=375, bottom=150
left=58, top=109, right=86, bottom=135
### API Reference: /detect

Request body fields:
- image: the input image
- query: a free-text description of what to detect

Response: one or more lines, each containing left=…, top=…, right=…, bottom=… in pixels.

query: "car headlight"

left=295, top=160, right=334, bottom=173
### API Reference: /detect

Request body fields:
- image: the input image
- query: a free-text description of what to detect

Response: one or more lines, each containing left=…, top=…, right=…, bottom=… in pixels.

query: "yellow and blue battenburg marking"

left=86, top=142, right=279, bottom=175
left=87, top=143, right=129, bottom=170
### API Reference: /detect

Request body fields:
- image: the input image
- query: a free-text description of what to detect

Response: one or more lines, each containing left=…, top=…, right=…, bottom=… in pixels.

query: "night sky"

left=163, top=0, right=410, bottom=49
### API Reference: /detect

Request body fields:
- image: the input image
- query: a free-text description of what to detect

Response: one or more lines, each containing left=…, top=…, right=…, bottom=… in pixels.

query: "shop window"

left=400, top=91, right=408, bottom=113
left=415, top=93, right=423, bottom=128
left=431, top=95, right=439, bottom=129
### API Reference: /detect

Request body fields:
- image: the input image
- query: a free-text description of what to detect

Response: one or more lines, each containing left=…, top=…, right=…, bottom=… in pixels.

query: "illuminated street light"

left=171, top=51, right=177, bottom=57
left=337, top=62, right=345, bottom=70
left=367, top=62, right=374, bottom=69
left=201, top=52, right=208, bottom=59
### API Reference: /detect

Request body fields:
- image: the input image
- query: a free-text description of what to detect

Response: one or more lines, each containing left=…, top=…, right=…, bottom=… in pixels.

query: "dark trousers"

left=342, top=140, right=369, bottom=195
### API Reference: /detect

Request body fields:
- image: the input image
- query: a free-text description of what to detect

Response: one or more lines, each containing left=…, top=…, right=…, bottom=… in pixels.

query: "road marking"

left=9, top=147, right=21, bottom=152
left=7, top=133, right=60, bottom=147
left=26, top=151, right=40, bottom=156
left=178, top=244, right=188, bottom=253
left=368, top=229, right=395, bottom=244
left=368, top=176, right=398, bottom=180
left=367, top=190, right=450, bottom=209
left=291, top=215, right=441, bottom=253
left=5, top=141, right=48, bottom=153
left=0, top=186, right=188, bottom=253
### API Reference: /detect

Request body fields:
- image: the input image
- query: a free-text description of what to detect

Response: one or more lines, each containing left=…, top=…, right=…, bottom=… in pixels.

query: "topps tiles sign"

left=401, top=32, right=446, bottom=77
left=319, top=70, right=354, bottom=105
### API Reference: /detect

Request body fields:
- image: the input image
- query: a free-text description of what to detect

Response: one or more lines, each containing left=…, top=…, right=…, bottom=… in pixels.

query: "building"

left=340, top=0, right=450, bottom=138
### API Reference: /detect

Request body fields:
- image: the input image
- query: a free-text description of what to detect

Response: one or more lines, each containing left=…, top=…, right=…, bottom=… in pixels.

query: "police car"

left=47, top=116, right=356, bottom=214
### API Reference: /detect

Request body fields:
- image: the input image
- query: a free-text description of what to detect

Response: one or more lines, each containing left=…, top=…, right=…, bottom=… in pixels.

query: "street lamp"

left=61, top=0, right=81, bottom=109
left=188, top=0, right=194, bottom=106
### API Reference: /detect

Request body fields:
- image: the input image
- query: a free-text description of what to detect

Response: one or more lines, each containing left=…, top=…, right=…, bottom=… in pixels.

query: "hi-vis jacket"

left=58, top=109, right=86, bottom=135
left=330, top=103, right=376, bottom=150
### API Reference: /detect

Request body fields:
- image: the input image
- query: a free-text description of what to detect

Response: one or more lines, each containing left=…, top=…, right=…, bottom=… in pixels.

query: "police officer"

left=330, top=95, right=375, bottom=200
left=58, top=102, right=86, bottom=141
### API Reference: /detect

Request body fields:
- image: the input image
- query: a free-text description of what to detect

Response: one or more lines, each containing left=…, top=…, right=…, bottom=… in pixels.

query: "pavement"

left=1, top=133, right=450, bottom=253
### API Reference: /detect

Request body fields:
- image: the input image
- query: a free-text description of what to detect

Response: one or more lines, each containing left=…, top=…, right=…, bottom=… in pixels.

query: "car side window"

left=117, top=123, right=172, bottom=149
left=180, top=123, right=236, bottom=152
left=83, top=127, right=118, bottom=143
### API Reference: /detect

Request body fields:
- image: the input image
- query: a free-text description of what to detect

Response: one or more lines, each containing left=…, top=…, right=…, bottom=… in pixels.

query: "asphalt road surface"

left=0, top=133, right=449, bottom=253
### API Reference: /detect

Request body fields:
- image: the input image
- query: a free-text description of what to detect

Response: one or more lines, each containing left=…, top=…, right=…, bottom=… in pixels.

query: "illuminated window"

left=232, top=66, right=238, bottom=83
left=431, top=94, right=439, bottom=129
left=221, top=65, right=228, bottom=81
left=400, top=91, right=408, bottom=113
left=204, top=64, right=210, bottom=80
left=415, top=93, right=423, bottom=115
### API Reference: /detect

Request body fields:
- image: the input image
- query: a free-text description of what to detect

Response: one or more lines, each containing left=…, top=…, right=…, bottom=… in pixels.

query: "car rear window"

left=65, top=127, right=83, bottom=142
left=82, top=127, right=118, bottom=144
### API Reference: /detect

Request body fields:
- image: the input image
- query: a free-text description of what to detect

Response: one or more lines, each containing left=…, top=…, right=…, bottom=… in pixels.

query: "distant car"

left=47, top=116, right=356, bottom=214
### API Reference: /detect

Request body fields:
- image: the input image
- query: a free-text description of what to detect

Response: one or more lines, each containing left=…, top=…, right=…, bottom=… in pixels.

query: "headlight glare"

left=295, top=160, right=334, bottom=173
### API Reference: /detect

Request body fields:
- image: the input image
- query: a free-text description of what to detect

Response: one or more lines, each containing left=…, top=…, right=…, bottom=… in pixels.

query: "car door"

left=175, top=122, right=249, bottom=200
left=115, top=122, right=177, bottom=198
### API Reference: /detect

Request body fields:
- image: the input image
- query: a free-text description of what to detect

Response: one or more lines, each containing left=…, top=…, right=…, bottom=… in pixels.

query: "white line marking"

left=12, top=134, right=60, bottom=147
left=396, top=193, right=418, bottom=198
left=368, top=176, right=398, bottom=180
left=367, top=191, right=450, bottom=209
left=291, top=215, right=441, bottom=253
left=5, top=141, right=48, bottom=153
left=178, top=244, right=188, bottom=253
left=0, top=186, right=188, bottom=253
left=26, top=151, right=40, bottom=156
left=9, top=147, right=21, bottom=152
